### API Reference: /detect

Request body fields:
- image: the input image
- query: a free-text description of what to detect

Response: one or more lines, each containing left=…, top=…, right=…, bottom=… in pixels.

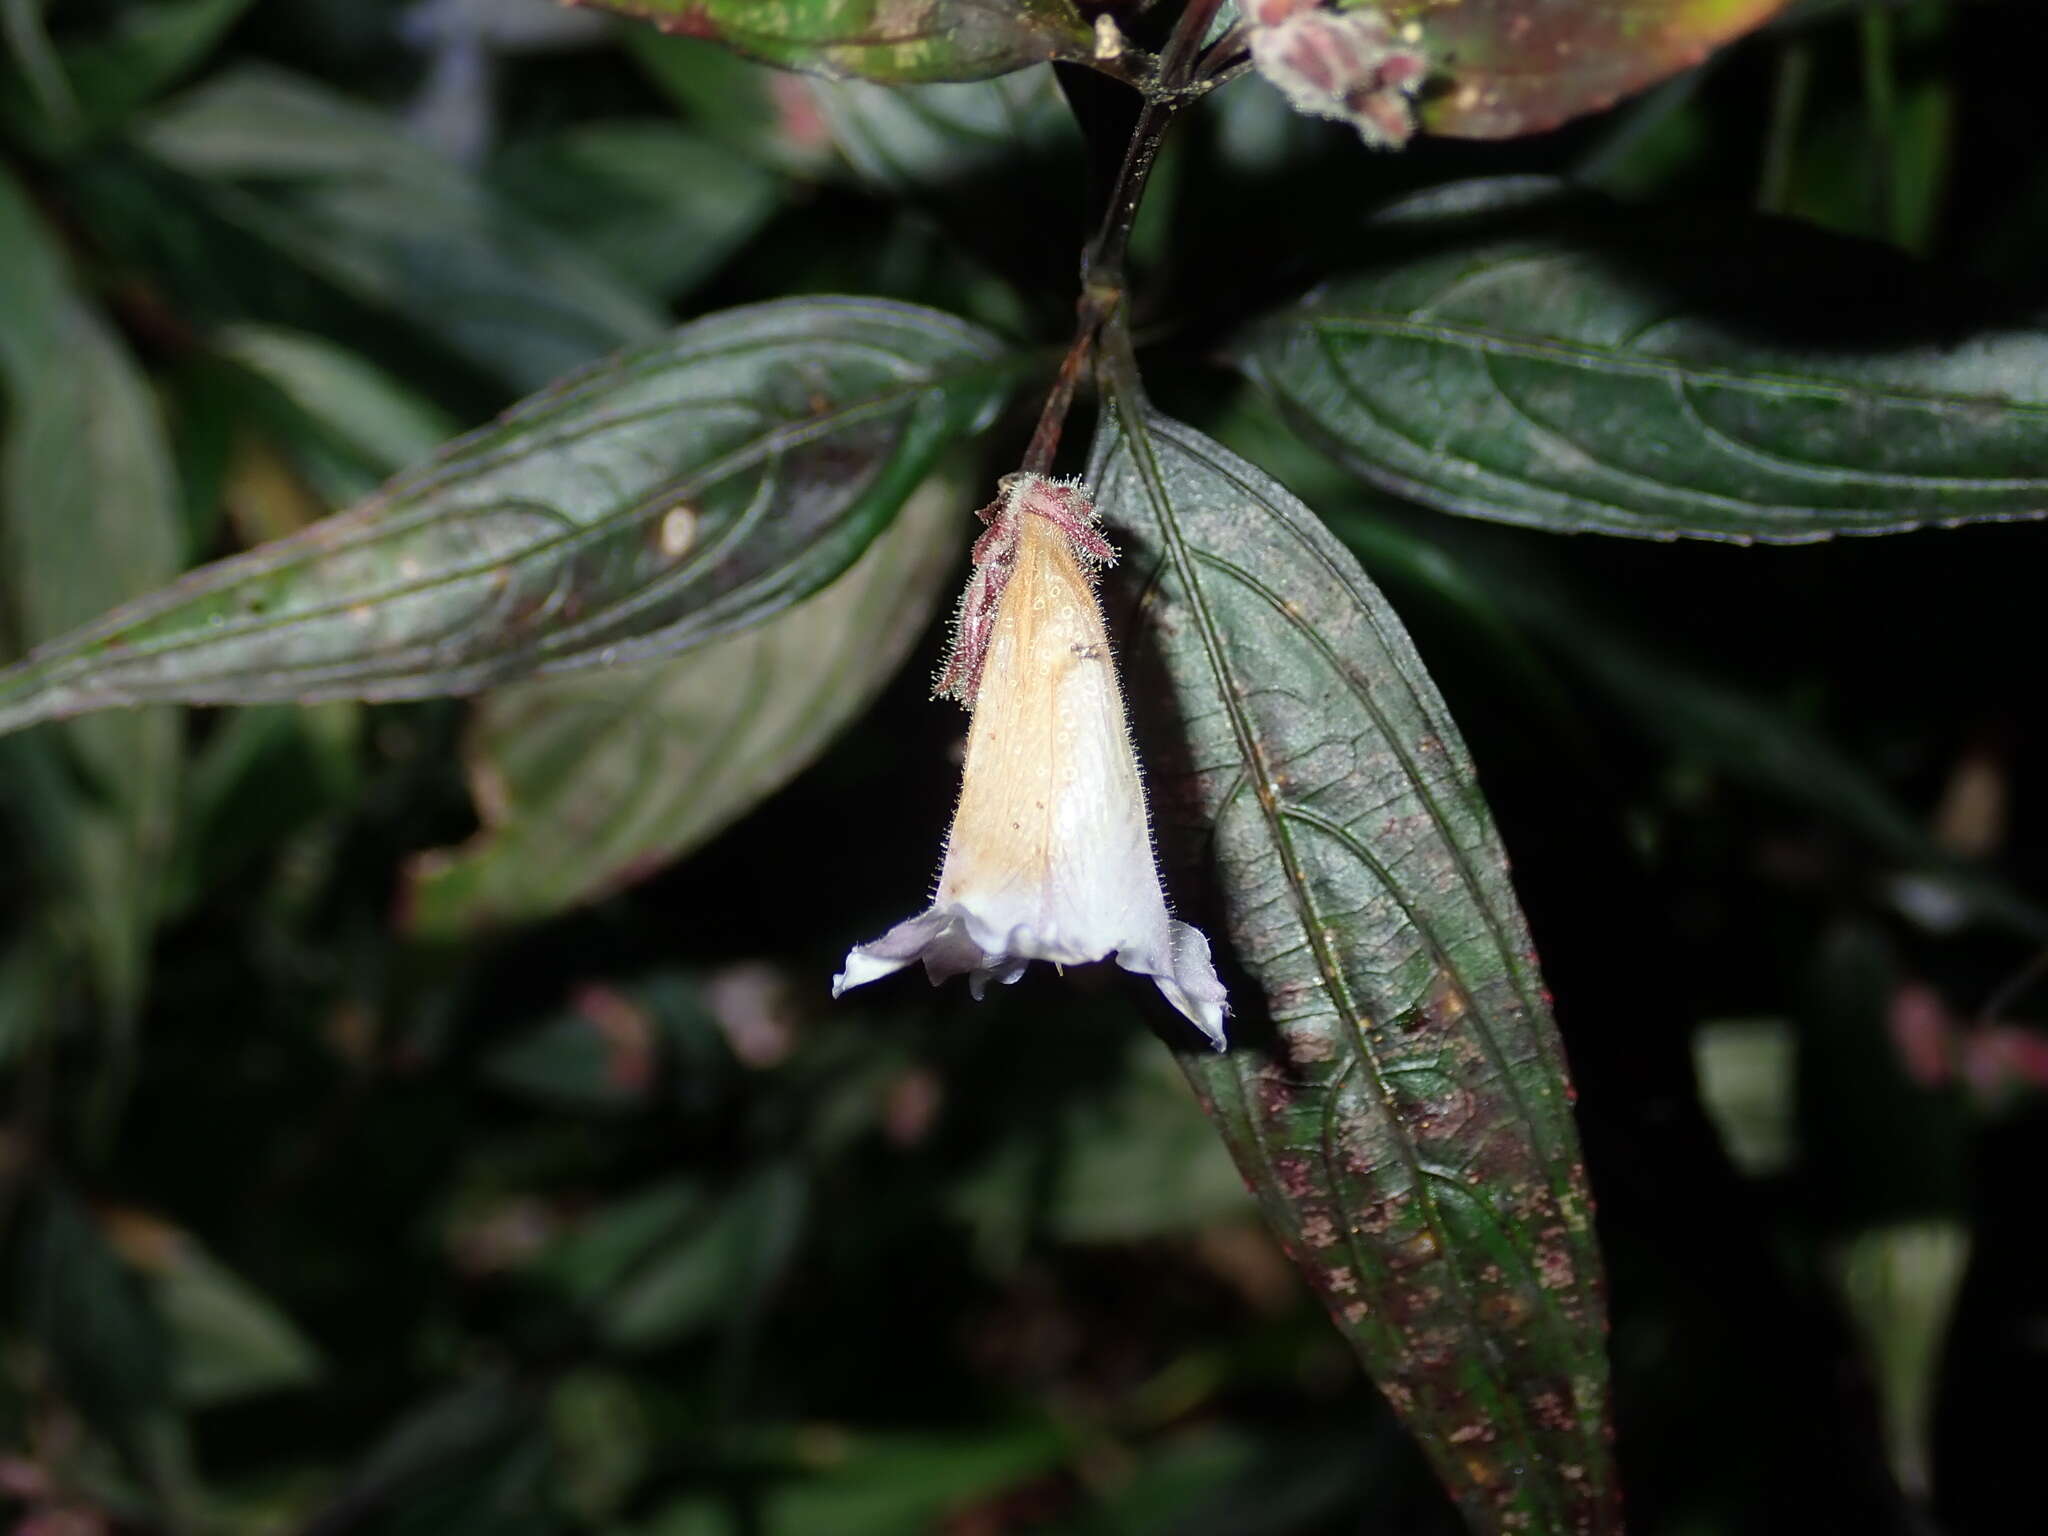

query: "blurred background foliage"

left=2, top=0, right=2046, bottom=1532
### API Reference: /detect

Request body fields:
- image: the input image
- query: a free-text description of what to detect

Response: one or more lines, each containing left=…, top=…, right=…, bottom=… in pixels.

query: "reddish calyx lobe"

left=1250, top=1, right=1429, bottom=150
left=934, top=476, right=1115, bottom=706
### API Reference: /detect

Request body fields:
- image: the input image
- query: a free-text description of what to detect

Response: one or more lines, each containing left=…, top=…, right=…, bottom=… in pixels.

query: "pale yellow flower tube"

left=833, top=475, right=1228, bottom=1048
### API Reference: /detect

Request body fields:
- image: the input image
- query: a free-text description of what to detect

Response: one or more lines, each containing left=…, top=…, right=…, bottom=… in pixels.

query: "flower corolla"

left=833, top=474, right=1228, bottom=1048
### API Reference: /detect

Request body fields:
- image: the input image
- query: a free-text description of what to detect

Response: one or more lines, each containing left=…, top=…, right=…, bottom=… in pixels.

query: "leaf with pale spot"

left=0, top=298, right=1013, bottom=738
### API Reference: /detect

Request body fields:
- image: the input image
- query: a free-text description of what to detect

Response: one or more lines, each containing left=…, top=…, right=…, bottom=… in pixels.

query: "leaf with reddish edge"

left=571, top=0, right=1096, bottom=84
left=1375, top=0, right=1793, bottom=139
left=1090, top=398, right=1619, bottom=1536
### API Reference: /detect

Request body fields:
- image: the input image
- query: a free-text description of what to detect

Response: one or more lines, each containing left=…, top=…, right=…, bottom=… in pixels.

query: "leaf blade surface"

left=405, top=468, right=966, bottom=933
left=1242, top=182, right=2048, bottom=540
left=1090, top=400, right=1617, bottom=1536
left=0, top=298, right=1012, bottom=736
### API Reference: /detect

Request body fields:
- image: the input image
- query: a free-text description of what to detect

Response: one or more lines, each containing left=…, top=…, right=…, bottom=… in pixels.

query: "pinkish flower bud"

left=1250, top=2, right=1430, bottom=151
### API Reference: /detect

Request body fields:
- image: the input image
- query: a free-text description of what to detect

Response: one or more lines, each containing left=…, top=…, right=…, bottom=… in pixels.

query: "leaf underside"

left=1387, top=0, right=1795, bottom=139
left=1243, top=181, right=2048, bottom=542
left=405, top=470, right=966, bottom=935
left=571, top=0, right=1096, bottom=83
left=0, top=298, right=1011, bottom=738
left=1091, top=401, right=1618, bottom=1536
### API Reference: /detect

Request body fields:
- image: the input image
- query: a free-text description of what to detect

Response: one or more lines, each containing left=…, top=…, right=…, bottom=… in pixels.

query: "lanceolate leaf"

left=0, top=166, right=183, bottom=1021
left=572, top=0, right=1095, bottom=84
left=138, top=67, right=665, bottom=393
left=1090, top=400, right=1617, bottom=1536
left=0, top=299, right=1013, bottom=737
left=1385, top=0, right=1793, bottom=138
left=404, top=469, right=966, bottom=935
left=1242, top=180, right=2048, bottom=541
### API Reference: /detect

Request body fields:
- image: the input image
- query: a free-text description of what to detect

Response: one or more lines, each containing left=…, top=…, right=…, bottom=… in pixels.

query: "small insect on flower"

left=833, top=474, right=1229, bottom=1048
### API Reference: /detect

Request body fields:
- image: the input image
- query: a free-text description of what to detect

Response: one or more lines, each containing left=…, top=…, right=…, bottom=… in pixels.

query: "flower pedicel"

left=833, top=474, right=1228, bottom=1048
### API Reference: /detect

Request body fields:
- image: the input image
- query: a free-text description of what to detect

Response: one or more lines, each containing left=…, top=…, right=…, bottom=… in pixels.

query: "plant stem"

left=1021, top=0, right=1224, bottom=472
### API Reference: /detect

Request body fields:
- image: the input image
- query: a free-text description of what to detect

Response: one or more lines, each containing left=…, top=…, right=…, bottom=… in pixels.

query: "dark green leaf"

left=956, top=1042, right=1256, bottom=1251
left=575, top=0, right=1095, bottom=84
left=118, top=1218, right=323, bottom=1406
left=483, top=984, right=664, bottom=1111
left=17, top=1185, right=177, bottom=1449
left=763, top=1426, right=1069, bottom=1535
left=490, top=121, right=784, bottom=303
left=1089, top=400, right=1618, bottom=1536
left=1324, top=501, right=2048, bottom=940
left=0, top=297, right=1013, bottom=736
left=216, top=324, right=458, bottom=483
left=805, top=66, right=1072, bottom=193
left=1381, top=0, right=1792, bottom=138
left=55, top=0, right=257, bottom=134
left=137, top=66, right=666, bottom=391
left=0, top=165, right=183, bottom=1020
left=1236, top=181, right=2048, bottom=544
left=604, top=1165, right=807, bottom=1351
left=316, top=1381, right=556, bottom=1536
left=406, top=465, right=964, bottom=935
left=1241, top=179, right=2048, bottom=541
left=0, top=0, right=77, bottom=129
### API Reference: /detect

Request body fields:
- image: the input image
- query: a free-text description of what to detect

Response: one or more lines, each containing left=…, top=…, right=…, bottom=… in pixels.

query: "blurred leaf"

left=0, top=164, right=182, bottom=1022
left=0, top=935, right=58, bottom=1066
left=104, top=1212, right=322, bottom=1407
left=959, top=1042, right=1256, bottom=1253
left=164, top=696, right=362, bottom=911
left=1242, top=178, right=2048, bottom=540
left=805, top=65, right=1071, bottom=192
left=1061, top=1427, right=1263, bottom=1535
left=574, top=0, right=1095, bottom=84
left=137, top=65, right=665, bottom=391
left=1330, top=508, right=2048, bottom=941
left=1798, top=926, right=1970, bottom=1226
left=491, top=121, right=783, bottom=303
left=1832, top=1219, right=1968, bottom=1502
left=0, top=0, right=77, bottom=129
left=0, top=297, right=1013, bottom=736
left=1381, top=0, right=1792, bottom=138
left=405, top=466, right=964, bottom=934
left=604, top=1164, right=806, bottom=1352
left=215, top=323, right=458, bottom=481
left=1692, top=1020, right=1797, bottom=1178
left=623, top=30, right=839, bottom=177
left=763, top=1425, right=1069, bottom=1535
left=37, top=0, right=258, bottom=139
left=1090, top=400, right=1618, bottom=1536
left=315, top=1380, right=557, bottom=1536
left=536, top=1180, right=707, bottom=1304
left=17, top=1184, right=177, bottom=1452
left=484, top=984, right=661, bottom=1111
left=548, top=1370, right=649, bottom=1524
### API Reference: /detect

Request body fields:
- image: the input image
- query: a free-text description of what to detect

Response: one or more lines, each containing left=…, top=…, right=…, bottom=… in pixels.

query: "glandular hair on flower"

left=835, top=474, right=1229, bottom=1048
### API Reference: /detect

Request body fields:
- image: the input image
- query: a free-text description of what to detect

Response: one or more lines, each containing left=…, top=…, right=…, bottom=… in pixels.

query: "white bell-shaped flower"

left=833, top=475, right=1228, bottom=1048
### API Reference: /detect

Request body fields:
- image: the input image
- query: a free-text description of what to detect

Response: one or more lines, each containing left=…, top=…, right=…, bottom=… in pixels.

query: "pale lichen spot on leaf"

left=657, top=502, right=700, bottom=561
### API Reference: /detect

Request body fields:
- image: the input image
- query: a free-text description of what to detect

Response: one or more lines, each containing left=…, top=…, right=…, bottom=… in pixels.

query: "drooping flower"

left=833, top=474, right=1228, bottom=1048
